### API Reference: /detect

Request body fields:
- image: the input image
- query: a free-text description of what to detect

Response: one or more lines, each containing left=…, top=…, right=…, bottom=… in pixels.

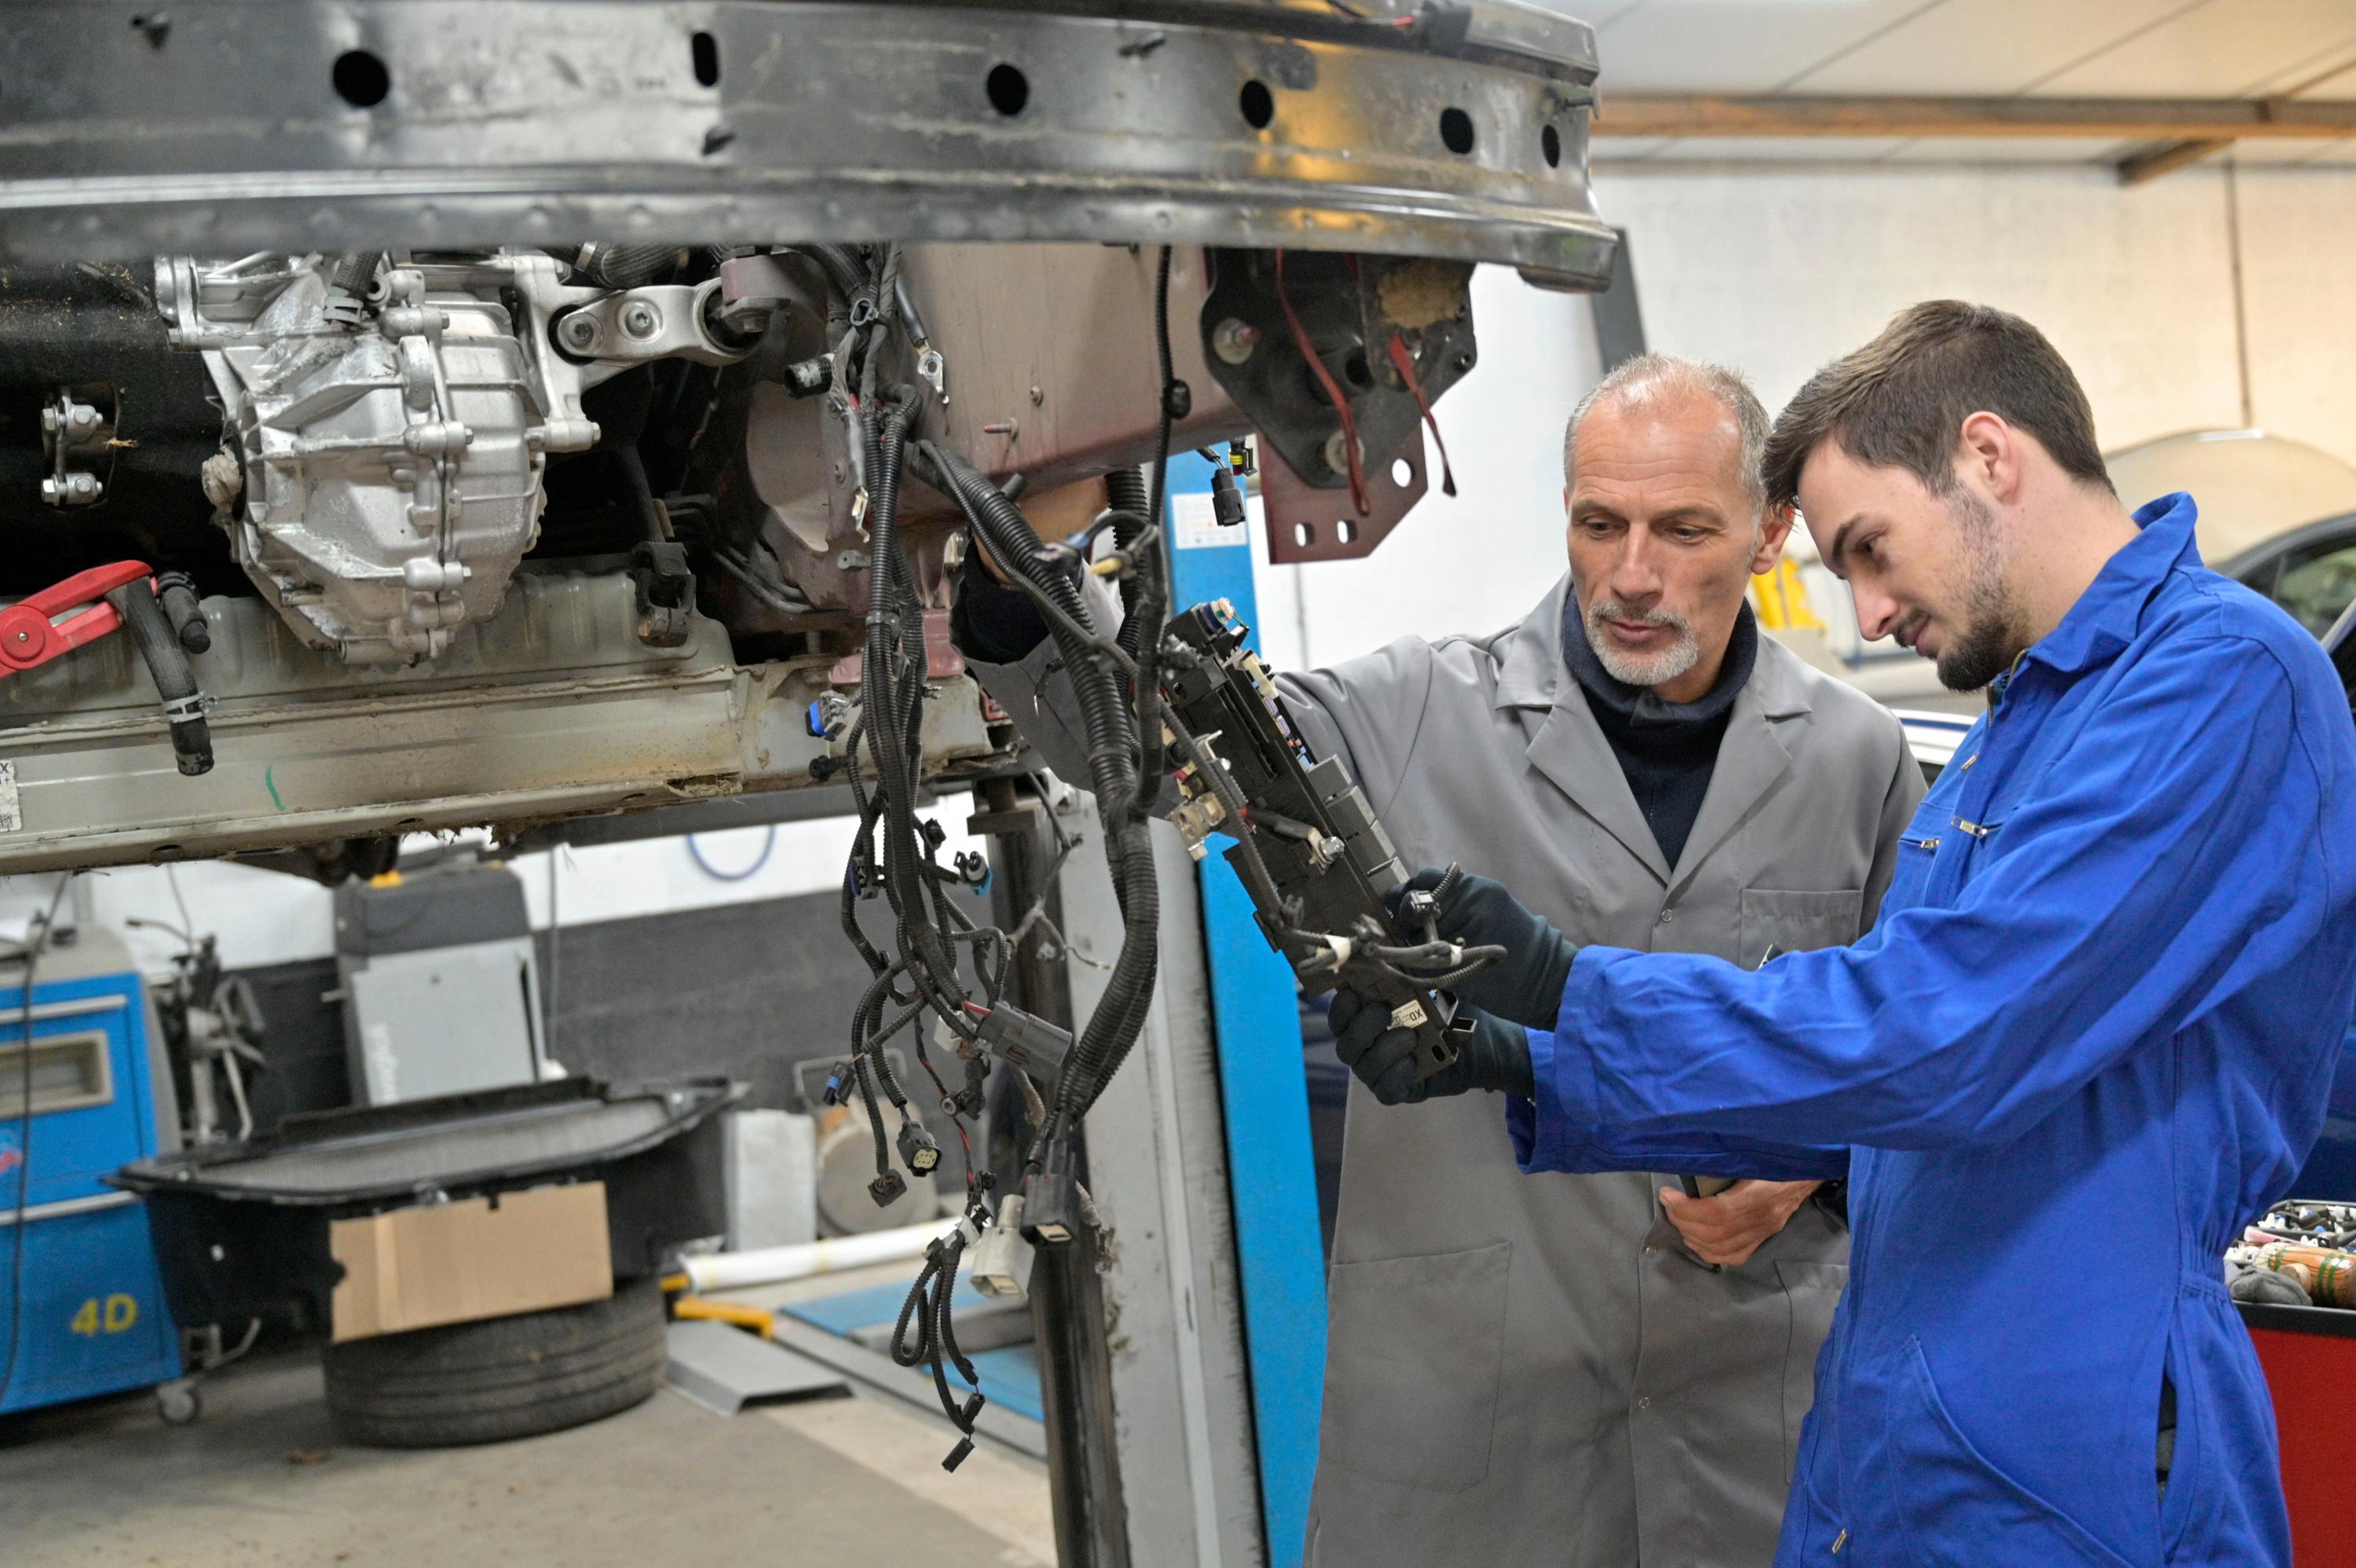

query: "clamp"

left=0, top=561, right=214, bottom=775
left=0, top=561, right=150, bottom=675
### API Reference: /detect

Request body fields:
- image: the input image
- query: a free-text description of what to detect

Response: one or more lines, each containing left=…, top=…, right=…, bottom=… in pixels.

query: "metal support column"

left=1164, top=451, right=1330, bottom=1568
left=981, top=787, right=1130, bottom=1567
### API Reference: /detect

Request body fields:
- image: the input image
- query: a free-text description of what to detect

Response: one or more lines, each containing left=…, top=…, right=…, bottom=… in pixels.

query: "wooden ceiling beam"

left=2116, top=138, right=2235, bottom=186
left=1590, top=94, right=2356, bottom=142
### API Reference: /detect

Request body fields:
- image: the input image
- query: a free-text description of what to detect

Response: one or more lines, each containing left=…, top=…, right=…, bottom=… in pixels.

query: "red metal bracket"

left=0, top=561, right=152, bottom=676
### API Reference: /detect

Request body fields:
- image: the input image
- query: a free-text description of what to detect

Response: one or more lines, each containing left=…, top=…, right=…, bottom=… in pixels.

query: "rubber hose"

left=796, top=244, right=873, bottom=313
left=154, top=572, right=209, bottom=654
left=327, top=251, right=379, bottom=299
left=576, top=243, right=682, bottom=289
left=105, top=582, right=211, bottom=777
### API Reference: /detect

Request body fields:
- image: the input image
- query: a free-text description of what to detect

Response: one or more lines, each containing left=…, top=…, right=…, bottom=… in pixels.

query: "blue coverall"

left=1507, top=495, right=2356, bottom=1566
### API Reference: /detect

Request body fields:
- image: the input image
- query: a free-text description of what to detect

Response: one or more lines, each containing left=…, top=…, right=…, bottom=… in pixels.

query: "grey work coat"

left=972, top=575, right=1925, bottom=1568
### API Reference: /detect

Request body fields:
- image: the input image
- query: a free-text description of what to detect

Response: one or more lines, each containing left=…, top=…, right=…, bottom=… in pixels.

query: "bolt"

left=1028, top=386, right=1045, bottom=407
left=1212, top=317, right=1260, bottom=366
left=1453, top=350, right=1476, bottom=373
left=558, top=313, right=599, bottom=352
left=982, top=420, right=1018, bottom=437
left=1322, top=429, right=1359, bottom=477
left=620, top=301, right=662, bottom=339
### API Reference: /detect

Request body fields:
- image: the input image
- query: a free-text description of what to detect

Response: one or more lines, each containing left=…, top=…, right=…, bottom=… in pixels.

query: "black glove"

left=1330, top=991, right=1534, bottom=1106
left=1387, top=867, right=1577, bottom=1029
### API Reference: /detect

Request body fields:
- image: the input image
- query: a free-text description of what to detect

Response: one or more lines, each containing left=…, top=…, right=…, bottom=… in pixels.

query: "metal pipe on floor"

left=680, top=1219, right=953, bottom=1293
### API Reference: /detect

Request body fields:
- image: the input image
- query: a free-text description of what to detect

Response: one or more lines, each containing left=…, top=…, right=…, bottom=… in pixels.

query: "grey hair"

left=1562, top=353, right=1772, bottom=522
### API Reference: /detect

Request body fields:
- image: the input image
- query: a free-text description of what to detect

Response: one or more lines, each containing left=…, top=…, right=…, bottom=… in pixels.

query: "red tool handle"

left=0, top=561, right=153, bottom=674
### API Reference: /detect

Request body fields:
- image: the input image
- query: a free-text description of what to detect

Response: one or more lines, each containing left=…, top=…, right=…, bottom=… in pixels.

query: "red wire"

left=1273, top=250, right=1372, bottom=518
left=1387, top=332, right=1458, bottom=498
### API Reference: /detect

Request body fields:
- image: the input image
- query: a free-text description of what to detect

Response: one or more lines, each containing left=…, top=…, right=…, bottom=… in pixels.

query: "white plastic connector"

left=969, top=1195, right=1035, bottom=1303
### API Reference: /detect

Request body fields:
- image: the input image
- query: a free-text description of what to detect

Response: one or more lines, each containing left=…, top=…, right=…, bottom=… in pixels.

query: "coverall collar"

left=2017, top=490, right=2200, bottom=682
left=1497, top=573, right=1813, bottom=886
left=1494, top=573, right=1810, bottom=720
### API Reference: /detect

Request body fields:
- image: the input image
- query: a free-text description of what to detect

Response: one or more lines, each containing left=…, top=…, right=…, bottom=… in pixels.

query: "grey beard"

left=1586, top=600, right=1701, bottom=688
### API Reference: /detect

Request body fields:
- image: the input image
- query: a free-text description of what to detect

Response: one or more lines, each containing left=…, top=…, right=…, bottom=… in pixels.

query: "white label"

left=1171, top=488, right=1264, bottom=550
left=0, top=761, right=19, bottom=833
left=363, top=1022, right=399, bottom=1101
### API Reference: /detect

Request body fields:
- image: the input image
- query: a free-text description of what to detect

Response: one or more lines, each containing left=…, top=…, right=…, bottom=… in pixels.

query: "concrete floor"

left=0, top=1340, right=1055, bottom=1567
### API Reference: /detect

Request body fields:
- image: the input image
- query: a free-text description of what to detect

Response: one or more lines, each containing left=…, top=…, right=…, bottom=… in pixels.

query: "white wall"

left=1250, top=158, right=2356, bottom=674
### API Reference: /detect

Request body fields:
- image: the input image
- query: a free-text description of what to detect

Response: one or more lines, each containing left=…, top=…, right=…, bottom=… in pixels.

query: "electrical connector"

left=975, top=1003, right=1073, bottom=1087
left=1021, top=1141, right=1081, bottom=1246
left=969, top=1193, right=1035, bottom=1302
left=1208, top=459, right=1246, bottom=529
left=897, top=1116, right=942, bottom=1177
left=869, top=1168, right=908, bottom=1208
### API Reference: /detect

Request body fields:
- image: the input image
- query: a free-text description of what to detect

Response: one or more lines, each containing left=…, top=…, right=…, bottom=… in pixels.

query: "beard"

left=1921, top=487, right=2025, bottom=693
left=1584, top=598, right=1701, bottom=688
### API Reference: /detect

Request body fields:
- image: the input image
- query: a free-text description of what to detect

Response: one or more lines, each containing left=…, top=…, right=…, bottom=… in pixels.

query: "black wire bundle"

left=890, top=1224, right=986, bottom=1471
left=819, top=247, right=1186, bottom=1467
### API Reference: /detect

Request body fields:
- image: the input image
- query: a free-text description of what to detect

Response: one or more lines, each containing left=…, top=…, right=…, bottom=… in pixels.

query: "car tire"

left=320, top=1277, right=664, bottom=1448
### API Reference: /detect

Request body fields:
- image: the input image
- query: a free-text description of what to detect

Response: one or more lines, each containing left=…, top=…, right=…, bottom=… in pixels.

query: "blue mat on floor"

left=783, top=1275, right=1044, bottom=1424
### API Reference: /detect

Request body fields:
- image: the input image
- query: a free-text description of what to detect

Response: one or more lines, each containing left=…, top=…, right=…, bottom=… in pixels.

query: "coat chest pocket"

left=1740, top=887, right=1865, bottom=962
left=1320, top=1241, right=1511, bottom=1493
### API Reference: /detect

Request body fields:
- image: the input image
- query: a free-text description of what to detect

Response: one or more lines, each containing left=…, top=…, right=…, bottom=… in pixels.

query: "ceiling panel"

left=2226, top=139, right=2346, bottom=164
left=1589, top=0, right=1950, bottom=93
left=2240, top=33, right=2356, bottom=95
left=1789, top=0, right=2204, bottom=93
left=2035, top=0, right=2356, bottom=97
left=1638, top=135, right=1918, bottom=160
left=1881, top=135, right=2138, bottom=162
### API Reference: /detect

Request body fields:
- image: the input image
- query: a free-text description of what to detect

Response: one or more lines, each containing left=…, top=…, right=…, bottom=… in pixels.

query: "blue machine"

left=1165, top=449, right=1328, bottom=1568
left=0, top=927, right=183, bottom=1415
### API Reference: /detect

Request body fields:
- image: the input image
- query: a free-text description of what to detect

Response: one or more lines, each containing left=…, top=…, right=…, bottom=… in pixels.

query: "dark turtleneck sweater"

left=1560, top=598, right=1758, bottom=869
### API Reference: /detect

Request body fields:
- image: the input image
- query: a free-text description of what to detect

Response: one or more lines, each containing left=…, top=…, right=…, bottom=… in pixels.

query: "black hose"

left=611, top=446, right=667, bottom=544
left=327, top=251, right=381, bottom=300
left=573, top=243, right=682, bottom=289
left=795, top=243, right=874, bottom=317
left=105, top=581, right=210, bottom=777
left=154, top=572, right=208, bottom=655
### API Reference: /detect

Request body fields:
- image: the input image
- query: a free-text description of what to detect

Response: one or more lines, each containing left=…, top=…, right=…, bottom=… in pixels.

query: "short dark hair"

left=1761, top=301, right=2113, bottom=513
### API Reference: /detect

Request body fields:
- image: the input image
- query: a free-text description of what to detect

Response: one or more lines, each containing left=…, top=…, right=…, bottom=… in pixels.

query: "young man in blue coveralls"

left=1329, top=302, right=2356, bottom=1567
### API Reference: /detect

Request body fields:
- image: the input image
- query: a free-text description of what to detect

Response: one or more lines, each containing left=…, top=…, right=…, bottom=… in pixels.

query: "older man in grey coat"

left=954, top=355, right=1923, bottom=1567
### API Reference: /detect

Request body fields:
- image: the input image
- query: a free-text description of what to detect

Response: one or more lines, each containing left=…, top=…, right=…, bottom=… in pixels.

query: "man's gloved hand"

left=1388, top=867, right=1578, bottom=1029
left=1330, top=992, right=1534, bottom=1106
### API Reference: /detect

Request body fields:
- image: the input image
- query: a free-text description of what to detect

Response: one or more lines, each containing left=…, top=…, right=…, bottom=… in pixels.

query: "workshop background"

left=8, top=2, right=2356, bottom=1567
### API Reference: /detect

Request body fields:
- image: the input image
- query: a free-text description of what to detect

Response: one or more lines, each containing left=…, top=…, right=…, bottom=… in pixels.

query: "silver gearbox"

left=155, top=251, right=602, bottom=663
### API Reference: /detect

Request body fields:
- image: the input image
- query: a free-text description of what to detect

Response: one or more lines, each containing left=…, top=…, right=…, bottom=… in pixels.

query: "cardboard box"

left=330, top=1182, right=613, bottom=1343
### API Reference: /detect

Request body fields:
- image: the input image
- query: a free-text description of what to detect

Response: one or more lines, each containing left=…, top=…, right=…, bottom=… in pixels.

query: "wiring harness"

left=811, top=243, right=1183, bottom=1469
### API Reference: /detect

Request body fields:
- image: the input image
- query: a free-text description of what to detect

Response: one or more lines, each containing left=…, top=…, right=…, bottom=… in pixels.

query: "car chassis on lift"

left=0, top=3, right=1616, bottom=1562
